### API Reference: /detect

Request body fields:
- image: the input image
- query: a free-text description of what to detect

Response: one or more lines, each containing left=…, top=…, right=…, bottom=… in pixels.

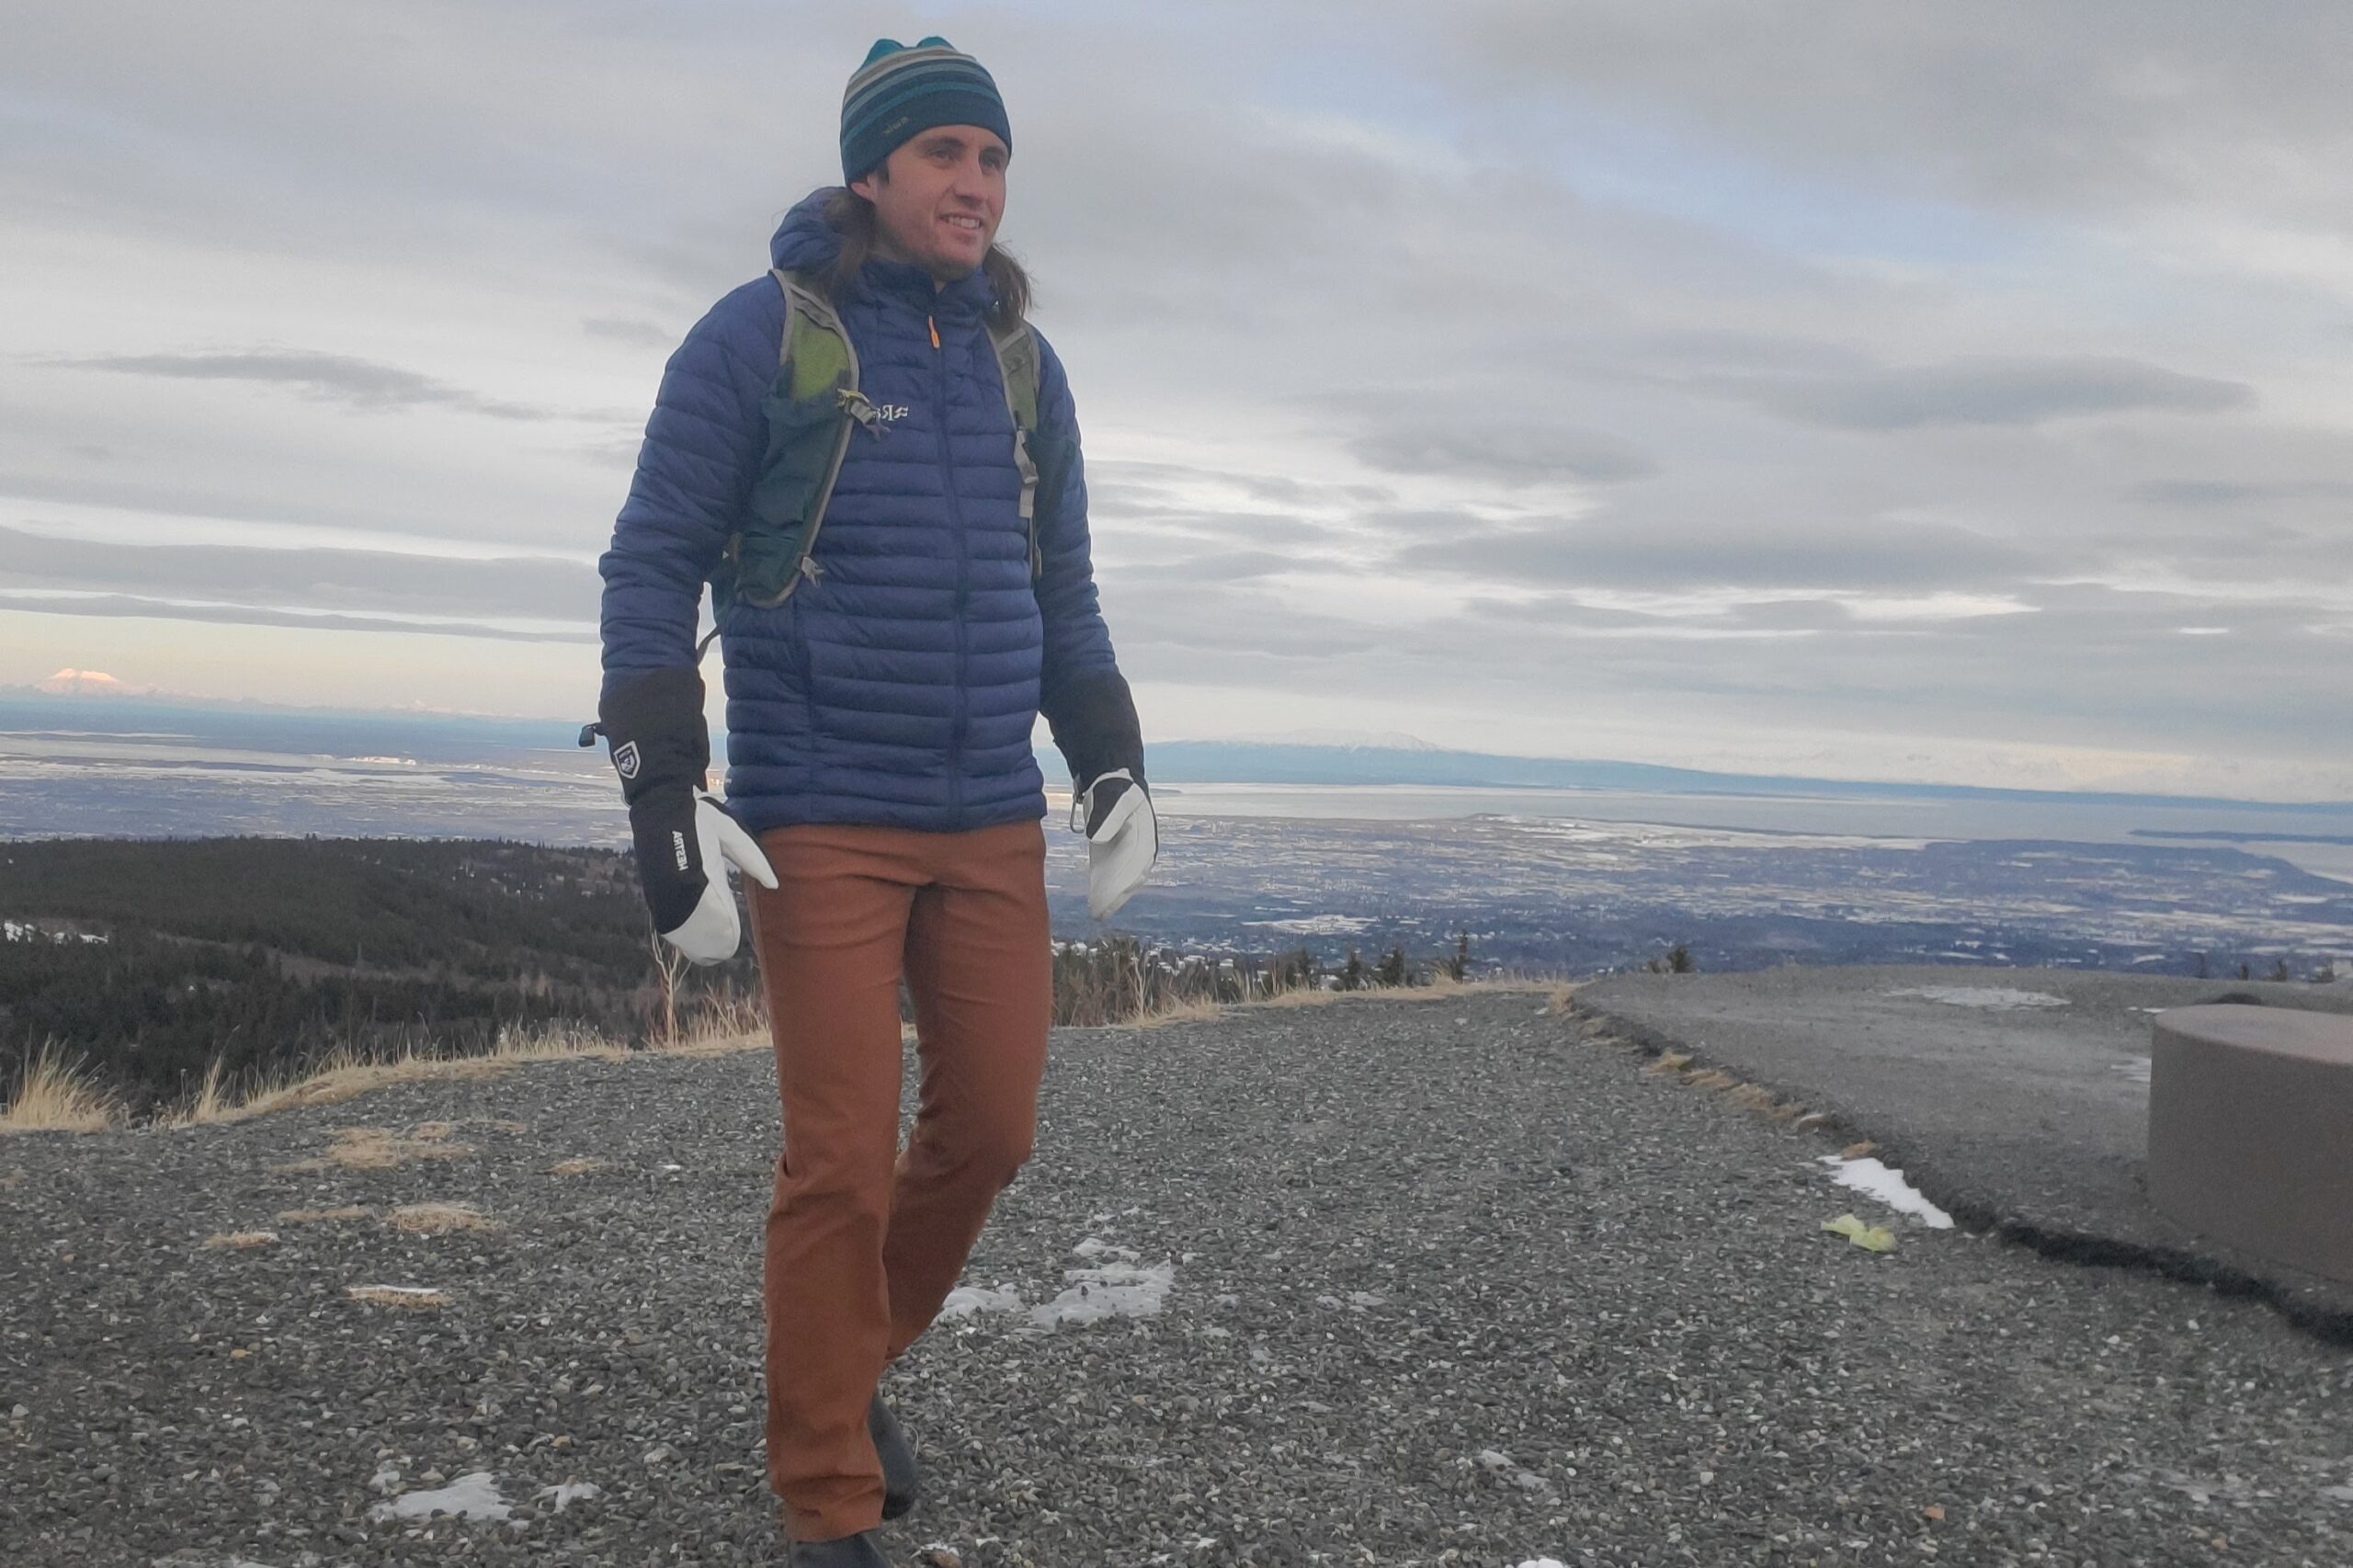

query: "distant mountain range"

left=1135, top=739, right=2353, bottom=814
left=6, top=687, right=2349, bottom=814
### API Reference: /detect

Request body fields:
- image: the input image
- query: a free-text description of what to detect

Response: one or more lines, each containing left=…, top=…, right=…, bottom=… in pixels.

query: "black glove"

left=597, top=667, right=776, bottom=961
left=1041, top=668, right=1145, bottom=802
left=1041, top=669, right=1155, bottom=917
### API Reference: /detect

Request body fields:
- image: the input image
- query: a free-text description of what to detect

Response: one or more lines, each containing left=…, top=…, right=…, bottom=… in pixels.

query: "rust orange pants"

left=743, top=819, right=1051, bottom=1542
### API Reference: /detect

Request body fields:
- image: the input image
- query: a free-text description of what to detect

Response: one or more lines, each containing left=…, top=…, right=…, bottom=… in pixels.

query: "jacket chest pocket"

left=717, top=381, right=851, bottom=608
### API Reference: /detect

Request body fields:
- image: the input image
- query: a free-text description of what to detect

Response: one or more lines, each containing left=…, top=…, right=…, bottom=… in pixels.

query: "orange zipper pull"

left=928, top=314, right=940, bottom=350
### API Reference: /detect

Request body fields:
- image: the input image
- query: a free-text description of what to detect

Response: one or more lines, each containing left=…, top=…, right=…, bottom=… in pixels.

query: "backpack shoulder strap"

left=773, top=268, right=858, bottom=400
left=986, top=317, right=1044, bottom=577
left=708, top=271, right=863, bottom=609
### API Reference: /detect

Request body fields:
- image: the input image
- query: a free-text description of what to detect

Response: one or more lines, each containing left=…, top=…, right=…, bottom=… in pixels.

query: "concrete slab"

left=2150, top=1006, right=2353, bottom=1286
left=1572, top=964, right=2353, bottom=1336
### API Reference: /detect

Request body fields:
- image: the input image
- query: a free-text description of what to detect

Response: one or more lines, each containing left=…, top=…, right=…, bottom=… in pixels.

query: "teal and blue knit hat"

left=840, top=37, right=1011, bottom=183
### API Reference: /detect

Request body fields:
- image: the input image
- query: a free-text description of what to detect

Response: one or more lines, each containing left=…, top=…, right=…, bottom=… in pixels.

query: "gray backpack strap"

left=773, top=268, right=861, bottom=401
left=714, top=271, right=870, bottom=608
left=987, top=317, right=1043, bottom=577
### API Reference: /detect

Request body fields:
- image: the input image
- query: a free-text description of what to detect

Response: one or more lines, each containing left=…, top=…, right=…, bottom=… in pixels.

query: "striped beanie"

left=840, top=37, right=1011, bottom=183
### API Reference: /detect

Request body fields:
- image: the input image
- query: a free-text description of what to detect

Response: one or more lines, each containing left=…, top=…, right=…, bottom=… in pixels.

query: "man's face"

left=851, top=126, right=1008, bottom=281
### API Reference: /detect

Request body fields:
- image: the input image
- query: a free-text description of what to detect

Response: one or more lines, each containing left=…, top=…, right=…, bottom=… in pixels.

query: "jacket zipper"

left=933, top=312, right=968, bottom=825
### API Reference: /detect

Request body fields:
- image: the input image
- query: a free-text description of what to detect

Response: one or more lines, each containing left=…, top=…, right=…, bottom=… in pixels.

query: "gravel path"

left=1574, top=967, right=2353, bottom=1333
left=4, top=989, right=2348, bottom=1567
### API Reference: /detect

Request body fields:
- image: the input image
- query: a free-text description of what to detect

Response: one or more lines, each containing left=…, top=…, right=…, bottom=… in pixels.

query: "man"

left=594, top=36, right=1154, bottom=1567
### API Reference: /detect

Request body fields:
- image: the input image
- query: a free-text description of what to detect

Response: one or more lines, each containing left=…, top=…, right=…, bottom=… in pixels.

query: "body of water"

left=1142, top=783, right=2353, bottom=884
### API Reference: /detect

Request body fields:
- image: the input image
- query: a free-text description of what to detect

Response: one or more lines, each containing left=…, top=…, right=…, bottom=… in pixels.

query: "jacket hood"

left=769, top=187, right=845, bottom=273
left=767, top=186, right=999, bottom=319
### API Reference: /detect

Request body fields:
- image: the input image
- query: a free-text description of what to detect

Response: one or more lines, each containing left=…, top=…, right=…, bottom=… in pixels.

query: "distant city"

left=6, top=687, right=2350, bottom=979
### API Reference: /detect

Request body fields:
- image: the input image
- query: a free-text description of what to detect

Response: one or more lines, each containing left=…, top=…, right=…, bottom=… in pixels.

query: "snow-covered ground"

left=939, top=1230, right=1176, bottom=1331
left=1888, top=984, right=2066, bottom=1010
left=1818, top=1154, right=1955, bottom=1228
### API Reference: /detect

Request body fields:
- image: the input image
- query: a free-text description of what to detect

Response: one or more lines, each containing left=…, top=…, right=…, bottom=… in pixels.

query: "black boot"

left=789, top=1530, right=890, bottom=1567
left=870, top=1392, right=919, bottom=1520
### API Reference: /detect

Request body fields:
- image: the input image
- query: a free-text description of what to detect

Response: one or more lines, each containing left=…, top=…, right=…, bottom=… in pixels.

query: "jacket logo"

left=872, top=403, right=909, bottom=422
left=671, top=829, right=690, bottom=871
left=612, top=741, right=641, bottom=781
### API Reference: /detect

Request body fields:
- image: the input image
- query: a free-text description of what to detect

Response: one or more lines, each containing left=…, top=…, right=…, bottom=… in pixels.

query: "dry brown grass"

left=1121, top=995, right=1228, bottom=1030
left=653, top=1028, right=772, bottom=1059
left=347, top=1284, right=448, bottom=1310
left=203, top=1230, right=278, bottom=1250
left=272, top=1124, right=475, bottom=1174
left=546, top=1158, right=605, bottom=1177
left=1644, top=1051, right=1695, bottom=1075
left=277, top=1204, right=374, bottom=1225
left=388, top=1202, right=500, bottom=1235
left=486, top=1021, right=631, bottom=1062
left=1122, top=969, right=1560, bottom=1025
left=1841, top=1140, right=1880, bottom=1159
left=1684, top=1068, right=1740, bottom=1091
left=1726, top=1082, right=1799, bottom=1119
left=1, top=1045, right=123, bottom=1135
left=237, top=1048, right=516, bottom=1121
left=169, top=1060, right=236, bottom=1128
left=161, top=1021, right=644, bottom=1131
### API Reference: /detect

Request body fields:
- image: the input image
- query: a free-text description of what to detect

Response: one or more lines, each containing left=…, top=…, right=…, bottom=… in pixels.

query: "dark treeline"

left=3, top=837, right=1487, bottom=1120
left=0, top=837, right=758, bottom=1114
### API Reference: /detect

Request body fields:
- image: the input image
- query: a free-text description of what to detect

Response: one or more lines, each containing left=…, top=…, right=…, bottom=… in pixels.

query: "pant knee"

left=773, top=1147, right=895, bottom=1216
left=916, top=1117, right=1033, bottom=1187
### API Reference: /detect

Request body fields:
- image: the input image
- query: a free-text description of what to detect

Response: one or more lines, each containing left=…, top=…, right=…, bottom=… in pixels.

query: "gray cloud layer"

left=0, top=592, right=596, bottom=645
left=51, top=351, right=569, bottom=421
left=5, top=2, right=2349, bottom=790
left=1733, top=357, right=2256, bottom=431
left=0, top=524, right=598, bottom=627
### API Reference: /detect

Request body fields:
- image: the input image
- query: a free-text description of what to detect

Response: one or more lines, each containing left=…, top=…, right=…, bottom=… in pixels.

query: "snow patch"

left=1469, top=1448, right=1552, bottom=1493
left=368, top=1470, right=510, bottom=1523
left=1819, top=1155, right=1955, bottom=1228
left=1244, top=915, right=1372, bottom=936
left=3, top=919, right=108, bottom=945
left=1889, top=984, right=2066, bottom=1010
left=537, top=1481, right=600, bottom=1511
left=938, top=1284, right=1026, bottom=1320
left=1030, top=1262, right=1174, bottom=1328
left=943, top=1233, right=1176, bottom=1329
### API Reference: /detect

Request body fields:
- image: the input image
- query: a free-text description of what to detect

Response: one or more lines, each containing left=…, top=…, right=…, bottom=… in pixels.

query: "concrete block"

left=2148, top=1005, right=2353, bottom=1285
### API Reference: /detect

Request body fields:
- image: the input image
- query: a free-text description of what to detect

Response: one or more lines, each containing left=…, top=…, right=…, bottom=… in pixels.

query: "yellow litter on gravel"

left=1822, top=1212, right=1896, bottom=1252
left=388, top=1202, right=499, bottom=1234
left=347, top=1284, right=449, bottom=1309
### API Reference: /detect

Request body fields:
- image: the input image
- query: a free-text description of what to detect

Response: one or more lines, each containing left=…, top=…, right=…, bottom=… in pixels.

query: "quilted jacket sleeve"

left=1031, top=331, right=1121, bottom=698
left=597, top=278, right=782, bottom=699
left=1031, top=330, right=1143, bottom=786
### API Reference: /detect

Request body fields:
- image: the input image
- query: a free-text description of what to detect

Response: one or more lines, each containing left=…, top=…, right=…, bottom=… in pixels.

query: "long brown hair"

left=817, top=186, right=1032, bottom=329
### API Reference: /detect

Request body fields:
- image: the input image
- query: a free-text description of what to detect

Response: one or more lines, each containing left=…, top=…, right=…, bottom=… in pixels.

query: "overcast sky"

left=5, top=2, right=2350, bottom=798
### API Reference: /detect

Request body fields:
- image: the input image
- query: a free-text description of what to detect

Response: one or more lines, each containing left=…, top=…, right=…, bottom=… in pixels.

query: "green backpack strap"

left=777, top=268, right=857, bottom=402
left=987, top=317, right=1044, bottom=578
left=713, top=271, right=868, bottom=609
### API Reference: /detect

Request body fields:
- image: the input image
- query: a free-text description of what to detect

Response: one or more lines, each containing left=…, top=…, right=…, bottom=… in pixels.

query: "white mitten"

left=660, top=792, right=780, bottom=964
left=1075, top=768, right=1157, bottom=920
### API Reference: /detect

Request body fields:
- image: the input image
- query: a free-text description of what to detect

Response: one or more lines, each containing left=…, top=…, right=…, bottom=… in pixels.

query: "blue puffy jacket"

left=597, top=188, right=1129, bottom=835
